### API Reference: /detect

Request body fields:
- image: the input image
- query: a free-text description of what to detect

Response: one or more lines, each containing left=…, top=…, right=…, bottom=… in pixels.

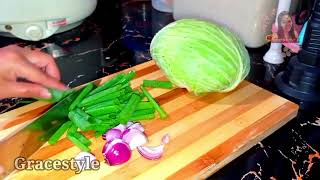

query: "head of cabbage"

left=150, top=19, right=250, bottom=95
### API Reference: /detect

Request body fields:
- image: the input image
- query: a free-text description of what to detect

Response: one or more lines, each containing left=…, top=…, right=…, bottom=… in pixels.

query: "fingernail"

left=63, top=85, right=70, bottom=90
left=59, top=83, right=69, bottom=90
left=40, top=89, right=52, bottom=99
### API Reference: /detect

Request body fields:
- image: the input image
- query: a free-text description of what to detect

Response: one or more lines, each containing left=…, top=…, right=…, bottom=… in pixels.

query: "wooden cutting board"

left=0, top=60, right=298, bottom=179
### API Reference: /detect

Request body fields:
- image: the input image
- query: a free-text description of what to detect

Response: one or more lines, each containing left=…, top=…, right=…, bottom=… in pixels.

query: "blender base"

left=275, top=56, right=320, bottom=103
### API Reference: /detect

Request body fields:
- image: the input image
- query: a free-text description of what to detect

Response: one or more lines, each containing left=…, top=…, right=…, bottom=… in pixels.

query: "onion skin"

left=102, top=139, right=131, bottom=166
left=137, top=134, right=170, bottom=160
left=122, top=128, right=148, bottom=150
left=127, top=122, right=145, bottom=132
left=113, top=124, right=127, bottom=133
left=137, top=145, right=164, bottom=160
left=161, top=134, right=170, bottom=144
left=126, top=121, right=134, bottom=127
left=102, top=128, right=122, bottom=142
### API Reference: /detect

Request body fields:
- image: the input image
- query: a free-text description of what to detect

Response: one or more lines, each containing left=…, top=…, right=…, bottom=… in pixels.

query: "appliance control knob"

left=25, top=25, right=43, bottom=41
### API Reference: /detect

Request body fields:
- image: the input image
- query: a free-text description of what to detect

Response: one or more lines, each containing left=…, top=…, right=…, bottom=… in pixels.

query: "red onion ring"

left=102, top=139, right=131, bottom=166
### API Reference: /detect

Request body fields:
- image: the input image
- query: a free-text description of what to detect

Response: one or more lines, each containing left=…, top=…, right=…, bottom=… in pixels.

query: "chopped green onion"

left=39, top=121, right=64, bottom=141
left=117, top=93, right=142, bottom=123
left=96, top=113, right=117, bottom=120
left=124, top=86, right=133, bottom=93
left=85, top=99, right=120, bottom=111
left=80, top=84, right=122, bottom=106
left=45, top=70, right=172, bottom=152
left=137, top=92, right=146, bottom=99
left=143, top=80, right=173, bottom=89
left=89, top=73, right=126, bottom=95
left=132, top=108, right=155, bottom=116
left=94, top=131, right=105, bottom=138
left=119, top=93, right=133, bottom=103
left=120, top=82, right=130, bottom=90
left=89, top=122, right=116, bottom=132
left=85, top=105, right=121, bottom=117
left=67, top=133, right=90, bottom=152
left=130, top=114, right=156, bottom=121
left=140, top=86, right=168, bottom=119
left=69, top=131, right=91, bottom=146
left=118, top=71, right=136, bottom=85
left=136, top=102, right=154, bottom=110
left=68, top=124, right=78, bottom=134
left=69, top=83, right=94, bottom=111
left=119, top=101, right=154, bottom=110
left=68, top=109, right=92, bottom=131
left=48, top=121, right=72, bottom=145
left=89, top=117, right=103, bottom=124
left=37, top=88, right=74, bottom=103
left=79, top=89, right=124, bottom=107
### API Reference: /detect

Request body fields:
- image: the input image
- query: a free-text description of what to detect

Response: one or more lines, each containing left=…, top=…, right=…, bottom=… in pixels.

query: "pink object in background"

left=283, top=42, right=300, bottom=53
left=271, top=14, right=302, bottom=53
left=271, top=15, right=302, bottom=33
left=283, top=14, right=302, bottom=53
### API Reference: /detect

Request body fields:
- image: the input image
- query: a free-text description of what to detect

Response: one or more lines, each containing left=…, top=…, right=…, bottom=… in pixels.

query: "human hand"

left=0, top=45, right=67, bottom=99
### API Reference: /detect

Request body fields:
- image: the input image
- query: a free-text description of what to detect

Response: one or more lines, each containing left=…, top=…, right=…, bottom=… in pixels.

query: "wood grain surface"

left=0, top=60, right=299, bottom=179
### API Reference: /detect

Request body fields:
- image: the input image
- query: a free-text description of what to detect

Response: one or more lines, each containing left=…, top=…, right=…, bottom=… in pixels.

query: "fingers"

left=19, top=47, right=62, bottom=80
left=0, top=45, right=68, bottom=99
left=0, top=82, right=51, bottom=99
left=17, top=61, right=68, bottom=91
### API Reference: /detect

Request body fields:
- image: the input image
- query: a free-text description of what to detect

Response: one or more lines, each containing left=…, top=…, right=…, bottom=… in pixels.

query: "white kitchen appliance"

left=0, top=0, right=98, bottom=41
left=173, top=0, right=298, bottom=48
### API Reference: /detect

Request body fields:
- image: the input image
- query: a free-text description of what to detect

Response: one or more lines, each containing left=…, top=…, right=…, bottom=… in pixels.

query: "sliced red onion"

left=122, top=128, right=148, bottom=150
left=137, top=134, right=170, bottom=160
left=137, top=144, right=164, bottom=160
left=102, top=139, right=131, bottom=166
left=127, top=122, right=145, bottom=132
left=113, top=124, right=126, bottom=133
left=126, top=121, right=134, bottom=127
left=74, top=152, right=97, bottom=170
left=161, top=134, right=170, bottom=144
left=102, top=128, right=122, bottom=142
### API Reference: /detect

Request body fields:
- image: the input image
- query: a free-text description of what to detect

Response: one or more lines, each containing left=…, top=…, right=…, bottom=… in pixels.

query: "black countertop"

left=0, top=0, right=319, bottom=179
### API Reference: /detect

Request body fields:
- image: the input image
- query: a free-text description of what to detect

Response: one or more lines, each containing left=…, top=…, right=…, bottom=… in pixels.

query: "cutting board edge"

left=196, top=104, right=299, bottom=179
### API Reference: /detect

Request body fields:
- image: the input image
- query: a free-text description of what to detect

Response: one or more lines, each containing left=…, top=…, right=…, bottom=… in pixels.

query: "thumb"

left=0, top=82, right=52, bottom=99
